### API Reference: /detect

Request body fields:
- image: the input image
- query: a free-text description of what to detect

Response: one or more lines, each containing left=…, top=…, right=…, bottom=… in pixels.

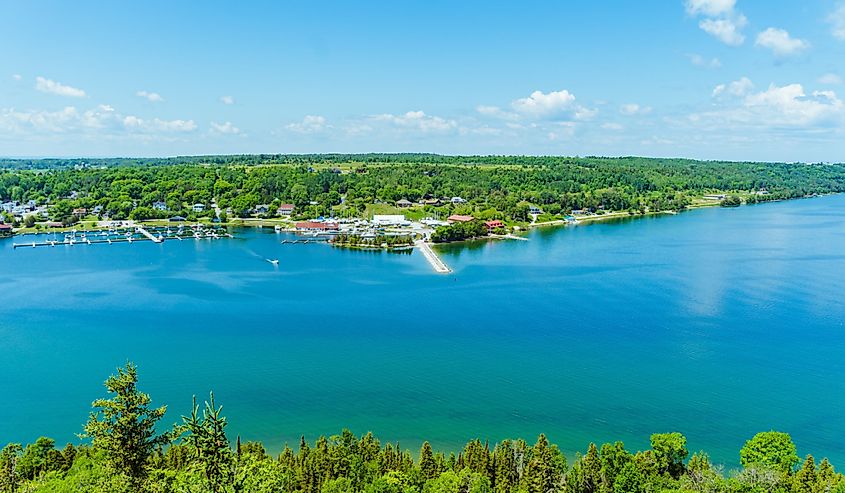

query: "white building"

left=372, top=214, right=409, bottom=226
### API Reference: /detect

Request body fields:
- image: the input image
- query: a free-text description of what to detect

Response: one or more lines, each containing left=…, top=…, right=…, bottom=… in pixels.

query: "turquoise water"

left=1, top=195, right=844, bottom=468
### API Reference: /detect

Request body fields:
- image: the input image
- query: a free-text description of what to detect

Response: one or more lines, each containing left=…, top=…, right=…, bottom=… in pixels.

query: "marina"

left=11, top=224, right=232, bottom=249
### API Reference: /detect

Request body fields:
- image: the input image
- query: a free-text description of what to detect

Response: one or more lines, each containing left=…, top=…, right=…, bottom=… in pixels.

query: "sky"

left=1, top=0, right=845, bottom=161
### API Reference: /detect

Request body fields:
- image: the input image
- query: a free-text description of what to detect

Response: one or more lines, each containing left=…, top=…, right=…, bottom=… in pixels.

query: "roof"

left=277, top=204, right=295, bottom=210
left=295, top=221, right=337, bottom=230
left=0, top=224, right=12, bottom=230
left=395, top=199, right=413, bottom=205
left=485, top=220, right=504, bottom=228
left=447, top=214, right=475, bottom=222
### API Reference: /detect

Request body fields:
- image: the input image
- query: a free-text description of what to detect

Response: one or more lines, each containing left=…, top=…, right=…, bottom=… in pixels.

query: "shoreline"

left=1, top=193, right=833, bottom=242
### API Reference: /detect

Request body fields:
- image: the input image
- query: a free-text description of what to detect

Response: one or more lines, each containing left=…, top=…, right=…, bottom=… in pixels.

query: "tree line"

left=2, top=155, right=844, bottom=227
left=1, top=363, right=842, bottom=493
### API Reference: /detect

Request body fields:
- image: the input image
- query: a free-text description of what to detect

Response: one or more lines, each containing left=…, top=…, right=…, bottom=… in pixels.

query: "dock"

left=136, top=226, right=162, bottom=243
left=415, top=240, right=451, bottom=274
left=12, top=225, right=231, bottom=249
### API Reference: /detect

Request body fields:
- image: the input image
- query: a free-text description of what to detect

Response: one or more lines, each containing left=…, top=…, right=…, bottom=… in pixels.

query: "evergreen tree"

left=82, top=362, right=172, bottom=486
left=794, top=455, right=818, bottom=493
left=419, top=441, right=439, bottom=481
left=0, top=444, right=22, bottom=493
left=581, top=443, right=602, bottom=493
left=181, top=392, right=234, bottom=493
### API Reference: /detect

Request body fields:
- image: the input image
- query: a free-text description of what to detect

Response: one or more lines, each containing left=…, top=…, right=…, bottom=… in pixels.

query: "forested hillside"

left=1, top=155, right=844, bottom=225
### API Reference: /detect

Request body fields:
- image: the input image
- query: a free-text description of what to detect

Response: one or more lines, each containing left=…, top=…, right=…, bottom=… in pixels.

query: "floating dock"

left=12, top=226, right=231, bottom=249
left=415, top=240, right=451, bottom=274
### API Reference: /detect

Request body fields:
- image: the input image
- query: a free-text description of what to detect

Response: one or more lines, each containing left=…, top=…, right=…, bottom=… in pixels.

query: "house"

left=422, top=198, right=442, bottom=206
left=72, top=208, right=88, bottom=217
left=529, top=206, right=543, bottom=215
left=92, top=205, right=103, bottom=214
left=485, top=220, right=505, bottom=231
left=703, top=194, right=726, bottom=200
left=451, top=196, right=467, bottom=204
left=254, top=204, right=270, bottom=214
left=0, top=223, right=12, bottom=236
left=169, top=216, right=187, bottom=222
left=152, top=201, right=168, bottom=211
left=395, top=199, right=413, bottom=208
left=295, top=221, right=338, bottom=232
left=192, top=203, right=205, bottom=212
left=447, top=214, right=474, bottom=223
left=45, top=221, right=63, bottom=228
left=277, top=204, right=295, bottom=216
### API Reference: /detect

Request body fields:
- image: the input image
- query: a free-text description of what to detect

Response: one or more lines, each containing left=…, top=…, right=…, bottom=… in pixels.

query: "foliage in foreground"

left=1, top=363, right=843, bottom=493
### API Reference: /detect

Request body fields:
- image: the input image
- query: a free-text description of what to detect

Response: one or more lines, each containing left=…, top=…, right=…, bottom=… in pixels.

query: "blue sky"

left=2, top=0, right=845, bottom=161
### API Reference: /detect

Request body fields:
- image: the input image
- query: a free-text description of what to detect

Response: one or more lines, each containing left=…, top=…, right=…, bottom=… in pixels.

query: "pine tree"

left=794, top=455, right=818, bottom=493
left=582, top=443, right=602, bottom=493
left=419, top=441, right=438, bottom=480
left=181, top=392, right=234, bottom=493
left=83, top=362, right=171, bottom=487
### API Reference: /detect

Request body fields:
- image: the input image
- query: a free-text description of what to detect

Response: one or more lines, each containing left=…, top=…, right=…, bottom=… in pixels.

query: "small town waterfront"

left=1, top=195, right=844, bottom=467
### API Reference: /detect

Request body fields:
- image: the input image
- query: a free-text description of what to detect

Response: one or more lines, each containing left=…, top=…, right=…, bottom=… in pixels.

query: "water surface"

left=1, top=195, right=843, bottom=468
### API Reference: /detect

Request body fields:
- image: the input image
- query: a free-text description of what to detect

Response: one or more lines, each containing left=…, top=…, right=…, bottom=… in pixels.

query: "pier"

left=415, top=240, right=451, bottom=274
left=12, top=225, right=231, bottom=249
left=136, top=226, right=163, bottom=243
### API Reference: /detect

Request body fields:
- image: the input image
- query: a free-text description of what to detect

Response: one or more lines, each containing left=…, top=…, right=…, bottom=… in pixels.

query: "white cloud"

left=12, top=74, right=22, bottom=81
left=620, top=103, right=652, bottom=115
left=712, top=77, right=754, bottom=98
left=685, top=0, right=736, bottom=17
left=479, top=89, right=595, bottom=122
left=828, top=3, right=845, bottom=40
left=686, top=0, right=747, bottom=46
left=687, top=53, right=722, bottom=68
left=136, top=90, right=164, bottom=102
left=34, top=76, right=86, bottom=98
left=699, top=16, right=747, bottom=46
left=512, top=89, right=576, bottom=116
left=372, top=111, right=457, bottom=133
left=210, top=121, right=241, bottom=135
left=755, top=28, right=810, bottom=57
left=285, top=115, right=331, bottom=134
left=819, top=73, right=843, bottom=85
left=122, top=116, right=196, bottom=132
left=695, top=79, right=845, bottom=128
left=220, top=95, right=235, bottom=105
left=0, top=104, right=196, bottom=137
left=476, top=105, right=518, bottom=120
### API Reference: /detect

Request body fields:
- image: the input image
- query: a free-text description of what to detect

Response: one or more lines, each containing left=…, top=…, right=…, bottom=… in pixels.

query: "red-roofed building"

left=447, top=214, right=474, bottom=223
left=295, top=221, right=338, bottom=231
left=485, top=220, right=505, bottom=231
left=0, top=223, right=12, bottom=236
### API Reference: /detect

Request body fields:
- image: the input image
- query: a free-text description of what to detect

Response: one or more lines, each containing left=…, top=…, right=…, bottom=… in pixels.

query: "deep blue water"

left=1, top=195, right=844, bottom=468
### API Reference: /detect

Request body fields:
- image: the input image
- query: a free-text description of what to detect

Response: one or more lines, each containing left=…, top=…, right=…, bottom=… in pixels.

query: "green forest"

left=1, top=364, right=842, bottom=493
left=2, top=154, right=844, bottom=227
